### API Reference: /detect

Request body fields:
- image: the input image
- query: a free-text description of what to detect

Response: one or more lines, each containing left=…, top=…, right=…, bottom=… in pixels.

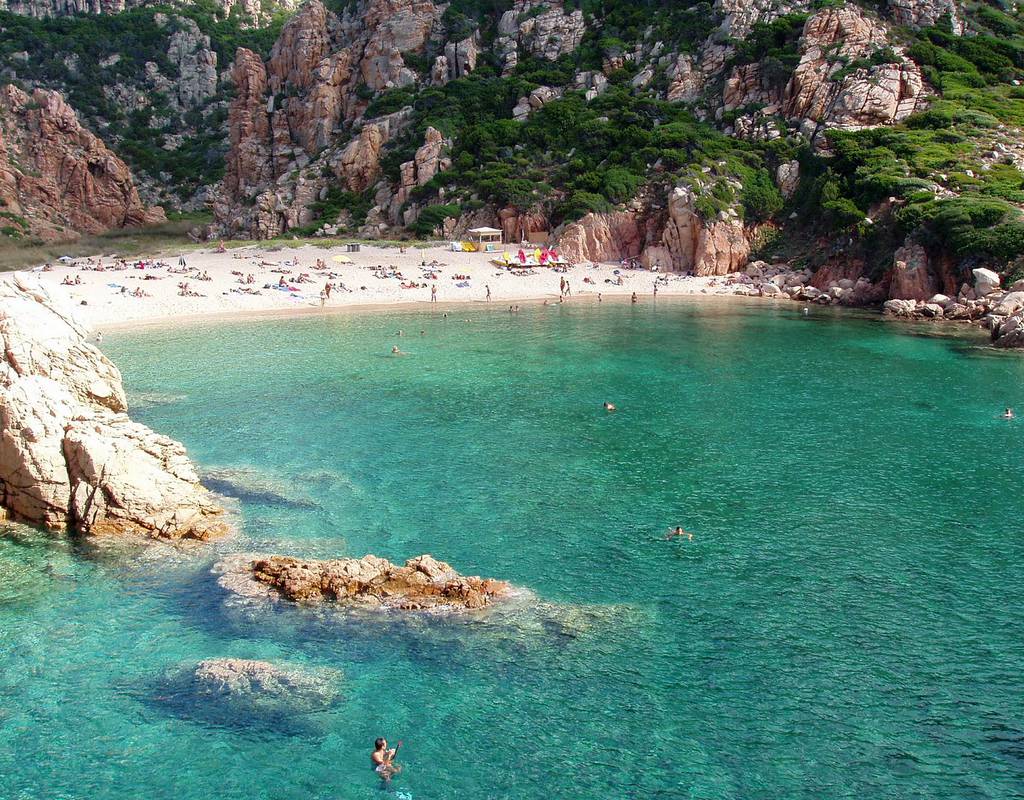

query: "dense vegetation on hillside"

left=374, top=0, right=1024, bottom=276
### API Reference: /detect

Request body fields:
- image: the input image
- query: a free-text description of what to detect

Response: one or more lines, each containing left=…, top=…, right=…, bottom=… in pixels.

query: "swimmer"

left=1002, top=407, right=1015, bottom=420
left=631, top=292, right=638, bottom=304
left=603, top=401, right=616, bottom=411
left=665, top=526, right=693, bottom=541
left=420, top=330, right=426, bottom=336
left=802, top=307, right=810, bottom=315
left=391, top=345, right=406, bottom=356
left=371, top=738, right=402, bottom=782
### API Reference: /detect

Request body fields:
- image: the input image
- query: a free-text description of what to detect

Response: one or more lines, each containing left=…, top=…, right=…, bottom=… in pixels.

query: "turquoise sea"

left=2, top=299, right=1023, bottom=800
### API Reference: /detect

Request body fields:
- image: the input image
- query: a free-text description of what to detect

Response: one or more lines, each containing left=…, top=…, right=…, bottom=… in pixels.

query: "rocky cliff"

left=211, top=0, right=447, bottom=237
left=0, top=277, right=229, bottom=540
left=0, top=85, right=164, bottom=241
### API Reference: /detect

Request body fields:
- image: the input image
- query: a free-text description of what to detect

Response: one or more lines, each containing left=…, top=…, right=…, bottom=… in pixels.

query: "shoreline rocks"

left=0, top=276, right=230, bottom=540
left=217, top=552, right=513, bottom=612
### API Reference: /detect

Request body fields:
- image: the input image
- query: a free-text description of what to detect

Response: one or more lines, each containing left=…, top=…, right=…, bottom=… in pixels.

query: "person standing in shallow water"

left=431, top=284, right=437, bottom=303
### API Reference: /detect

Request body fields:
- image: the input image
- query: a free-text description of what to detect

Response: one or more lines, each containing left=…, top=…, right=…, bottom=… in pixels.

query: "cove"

left=2, top=299, right=1023, bottom=800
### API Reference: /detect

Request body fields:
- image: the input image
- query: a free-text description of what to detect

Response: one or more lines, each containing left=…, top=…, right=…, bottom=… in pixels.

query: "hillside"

left=3, top=0, right=1024, bottom=301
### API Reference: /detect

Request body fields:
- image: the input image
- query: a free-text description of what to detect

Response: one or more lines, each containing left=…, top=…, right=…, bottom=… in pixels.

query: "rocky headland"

left=217, top=552, right=513, bottom=612
left=0, top=276, right=229, bottom=540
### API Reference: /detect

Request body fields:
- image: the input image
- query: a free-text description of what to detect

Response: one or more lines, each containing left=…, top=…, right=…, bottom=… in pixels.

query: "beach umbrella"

left=332, top=255, right=353, bottom=264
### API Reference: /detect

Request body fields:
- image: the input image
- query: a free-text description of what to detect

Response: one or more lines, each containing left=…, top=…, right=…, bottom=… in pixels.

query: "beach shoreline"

left=2, top=241, right=768, bottom=332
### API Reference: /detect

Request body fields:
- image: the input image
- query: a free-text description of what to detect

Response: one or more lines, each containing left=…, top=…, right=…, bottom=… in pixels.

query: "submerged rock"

left=217, top=552, right=512, bottom=612
left=0, top=277, right=229, bottom=540
left=192, top=658, right=340, bottom=705
left=150, top=657, right=342, bottom=733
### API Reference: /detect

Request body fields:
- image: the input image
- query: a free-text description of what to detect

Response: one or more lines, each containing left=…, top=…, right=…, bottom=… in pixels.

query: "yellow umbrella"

left=332, top=254, right=353, bottom=264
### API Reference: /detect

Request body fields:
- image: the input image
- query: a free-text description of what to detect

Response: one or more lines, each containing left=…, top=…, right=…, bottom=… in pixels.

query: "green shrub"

left=411, top=203, right=462, bottom=237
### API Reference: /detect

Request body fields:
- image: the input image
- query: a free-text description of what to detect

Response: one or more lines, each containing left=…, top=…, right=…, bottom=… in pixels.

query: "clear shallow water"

left=2, top=300, right=1024, bottom=800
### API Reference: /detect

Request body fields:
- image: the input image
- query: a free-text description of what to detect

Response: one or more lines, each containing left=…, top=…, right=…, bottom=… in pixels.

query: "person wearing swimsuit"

left=372, top=738, right=401, bottom=781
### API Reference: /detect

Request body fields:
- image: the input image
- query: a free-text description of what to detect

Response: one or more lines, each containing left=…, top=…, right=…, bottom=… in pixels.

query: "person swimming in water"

left=371, top=738, right=402, bottom=782
left=603, top=401, right=616, bottom=411
left=391, top=345, right=406, bottom=356
left=665, top=526, right=693, bottom=540
left=1002, top=407, right=1015, bottom=420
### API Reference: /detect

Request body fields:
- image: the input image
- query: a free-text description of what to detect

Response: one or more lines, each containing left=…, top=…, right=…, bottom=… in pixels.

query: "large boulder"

left=0, top=277, right=229, bottom=540
left=973, top=267, right=1002, bottom=297
left=992, top=310, right=1024, bottom=348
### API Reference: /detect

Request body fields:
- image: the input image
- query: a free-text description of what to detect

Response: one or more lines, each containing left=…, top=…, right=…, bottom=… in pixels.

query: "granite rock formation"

left=218, top=553, right=511, bottom=612
left=0, top=85, right=164, bottom=241
left=212, top=0, right=442, bottom=237
left=557, top=180, right=754, bottom=275
left=0, top=277, right=228, bottom=539
left=0, top=0, right=296, bottom=24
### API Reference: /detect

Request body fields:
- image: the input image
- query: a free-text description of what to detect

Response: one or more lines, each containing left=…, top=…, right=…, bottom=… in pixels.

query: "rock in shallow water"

left=192, top=658, right=340, bottom=705
left=216, top=553, right=512, bottom=612
left=150, top=658, right=342, bottom=733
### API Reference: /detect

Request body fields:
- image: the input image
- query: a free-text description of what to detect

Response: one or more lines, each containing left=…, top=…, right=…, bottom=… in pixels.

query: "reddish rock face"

left=221, top=48, right=273, bottom=202
left=887, top=240, right=937, bottom=301
left=556, top=185, right=753, bottom=275
left=0, top=85, right=164, bottom=241
left=239, top=553, right=512, bottom=612
left=213, top=0, right=444, bottom=237
left=558, top=211, right=644, bottom=265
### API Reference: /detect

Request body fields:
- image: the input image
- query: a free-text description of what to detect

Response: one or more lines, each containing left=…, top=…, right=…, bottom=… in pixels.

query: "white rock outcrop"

left=0, top=277, right=229, bottom=540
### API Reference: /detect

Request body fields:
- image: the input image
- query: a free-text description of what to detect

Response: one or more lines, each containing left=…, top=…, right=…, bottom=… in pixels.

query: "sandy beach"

left=3, top=242, right=736, bottom=331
